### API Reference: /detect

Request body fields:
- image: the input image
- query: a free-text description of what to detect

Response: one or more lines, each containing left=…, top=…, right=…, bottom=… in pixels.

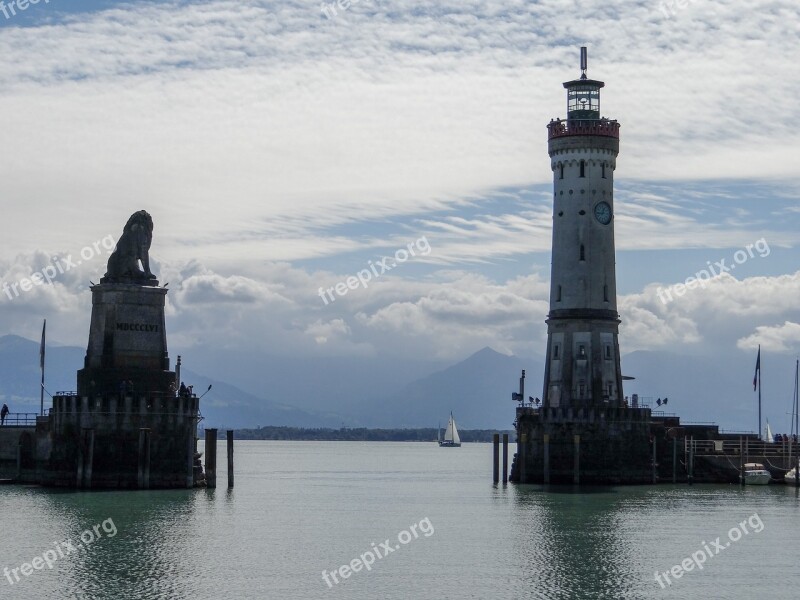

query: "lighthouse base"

left=510, top=405, right=653, bottom=484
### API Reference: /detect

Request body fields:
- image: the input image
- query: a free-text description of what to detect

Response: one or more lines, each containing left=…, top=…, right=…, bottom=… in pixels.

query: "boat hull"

left=438, top=441, right=461, bottom=448
left=741, top=471, right=771, bottom=485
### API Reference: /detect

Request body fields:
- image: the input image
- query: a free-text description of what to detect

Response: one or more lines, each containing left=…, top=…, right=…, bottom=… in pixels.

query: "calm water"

left=1, top=441, right=799, bottom=599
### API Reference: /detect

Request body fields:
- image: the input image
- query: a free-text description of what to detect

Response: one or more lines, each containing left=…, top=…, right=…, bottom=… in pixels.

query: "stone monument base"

left=78, top=283, right=174, bottom=396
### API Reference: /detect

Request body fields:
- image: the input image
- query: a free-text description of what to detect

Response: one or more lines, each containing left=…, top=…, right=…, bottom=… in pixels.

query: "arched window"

left=603, top=284, right=609, bottom=302
left=559, top=163, right=564, bottom=179
left=579, top=160, right=585, bottom=178
left=601, top=163, right=607, bottom=179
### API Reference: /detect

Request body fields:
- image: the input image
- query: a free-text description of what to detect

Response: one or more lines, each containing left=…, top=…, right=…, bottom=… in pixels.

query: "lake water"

left=1, top=441, right=799, bottom=599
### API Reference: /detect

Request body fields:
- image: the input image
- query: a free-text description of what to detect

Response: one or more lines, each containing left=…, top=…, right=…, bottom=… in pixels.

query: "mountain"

left=1, top=334, right=785, bottom=432
left=364, top=347, right=539, bottom=429
left=178, top=350, right=447, bottom=418
left=0, top=335, right=341, bottom=429
left=0, top=335, right=81, bottom=404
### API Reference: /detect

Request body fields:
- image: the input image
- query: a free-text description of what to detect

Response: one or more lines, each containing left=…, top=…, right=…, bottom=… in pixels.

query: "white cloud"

left=0, top=0, right=797, bottom=265
left=0, top=0, right=798, bottom=377
left=738, top=322, right=800, bottom=354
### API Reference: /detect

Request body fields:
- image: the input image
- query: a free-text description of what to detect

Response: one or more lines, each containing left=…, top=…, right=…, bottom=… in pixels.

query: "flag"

left=753, top=345, right=760, bottom=391
left=40, top=319, right=46, bottom=370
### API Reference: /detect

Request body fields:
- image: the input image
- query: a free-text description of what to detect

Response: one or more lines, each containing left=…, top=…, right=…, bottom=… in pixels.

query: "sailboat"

left=785, top=359, right=799, bottom=485
left=438, top=412, right=461, bottom=448
left=763, top=420, right=774, bottom=443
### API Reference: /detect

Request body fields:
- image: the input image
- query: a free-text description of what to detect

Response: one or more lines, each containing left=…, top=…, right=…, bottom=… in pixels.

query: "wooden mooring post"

left=76, top=428, right=95, bottom=489
left=492, top=433, right=500, bottom=484
left=502, top=434, right=508, bottom=485
left=227, top=430, right=234, bottom=489
left=543, top=434, right=550, bottom=484
left=739, top=436, right=745, bottom=487
left=84, top=429, right=95, bottom=490
left=205, top=428, right=218, bottom=489
left=137, top=428, right=151, bottom=490
left=652, top=437, right=657, bottom=484
left=672, top=437, right=677, bottom=484
left=186, top=428, right=195, bottom=489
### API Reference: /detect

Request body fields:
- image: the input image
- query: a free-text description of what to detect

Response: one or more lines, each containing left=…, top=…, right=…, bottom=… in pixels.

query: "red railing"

left=548, top=118, right=620, bottom=140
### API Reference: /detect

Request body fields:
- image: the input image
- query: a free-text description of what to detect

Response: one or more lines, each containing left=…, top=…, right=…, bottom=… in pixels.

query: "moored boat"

left=741, top=463, right=771, bottom=485
left=785, top=467, right=799, bottom=484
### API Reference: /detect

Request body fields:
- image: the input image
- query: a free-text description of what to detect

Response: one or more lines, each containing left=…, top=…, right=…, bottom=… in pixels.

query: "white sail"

left=450, top=416, right=461, bottom=445
left=443, top=413, right=461, bottom=444
left=764, top=420, right=773, bottom=442
left=444, top=417, right=454, bottom=442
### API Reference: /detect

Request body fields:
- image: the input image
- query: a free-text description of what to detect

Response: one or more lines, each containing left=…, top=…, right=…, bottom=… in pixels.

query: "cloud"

left=619, top=271, right=800, bottom=353
left=0, top=0, right=798, bottom=377
left=176, top=272, right=281, bottom=305
left=305, top=318, right=351, bottom=345
left=738, top=322, right=800, bottom=354
left=0, top=0, right=797, bottom=266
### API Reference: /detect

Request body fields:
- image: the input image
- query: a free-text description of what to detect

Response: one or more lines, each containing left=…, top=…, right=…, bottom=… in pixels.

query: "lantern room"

left=564, top=47, right=604, bottom=120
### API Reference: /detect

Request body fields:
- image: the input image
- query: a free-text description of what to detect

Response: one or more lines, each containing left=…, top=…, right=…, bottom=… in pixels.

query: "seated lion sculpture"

left=102, top=210, right=157, bottom=284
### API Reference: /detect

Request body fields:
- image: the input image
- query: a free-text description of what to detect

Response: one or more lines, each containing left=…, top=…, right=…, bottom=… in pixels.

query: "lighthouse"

left=542, top=47, right=623, bottom=409
left=510, top=48, right=652, bottom=485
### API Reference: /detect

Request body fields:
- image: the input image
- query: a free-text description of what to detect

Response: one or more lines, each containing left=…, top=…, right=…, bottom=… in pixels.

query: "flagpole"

left=757, top=344, right=762, bottom=439
left=789, top=359, right=800, bottom=488
left=40, top=319, right=46, bottom=417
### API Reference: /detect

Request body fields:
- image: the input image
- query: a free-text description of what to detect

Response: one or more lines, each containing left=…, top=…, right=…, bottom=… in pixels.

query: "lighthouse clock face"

left=594, top=201, right=612, bottom=225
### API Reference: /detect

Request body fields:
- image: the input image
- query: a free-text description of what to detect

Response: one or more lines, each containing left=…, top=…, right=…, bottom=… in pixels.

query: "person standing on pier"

left=1, top=404, right=9, bottom=426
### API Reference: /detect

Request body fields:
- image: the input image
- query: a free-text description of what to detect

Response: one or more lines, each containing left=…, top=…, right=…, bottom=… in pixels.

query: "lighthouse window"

left=579, top=245, right=585, bottom=261
left=604, top=284, right=609, bottom=302
left=605, top=345, right=611, bottom=360
left=602, top=163, right=607, bottom=178
left=559, top=164, right=564, bottom=179
left=553, top=344, right=560, bottom=359
left=578, top=344, right=586, bottom=358
left=557, top=285, right=562, bottom=302
left=579, top=160, right=585, bottom=178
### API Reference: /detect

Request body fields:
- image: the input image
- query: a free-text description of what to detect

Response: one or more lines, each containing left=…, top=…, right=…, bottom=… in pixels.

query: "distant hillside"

left=1, top=334, right=781, bottom=432
left=363, top=347, right=539, bottom=429
left=0, top=335, right=342, bottom=429
left=232, top=426, right=514, bottom=442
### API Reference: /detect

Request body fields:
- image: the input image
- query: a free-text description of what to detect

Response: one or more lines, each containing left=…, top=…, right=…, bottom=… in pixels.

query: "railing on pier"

left=1, top=413, right=40, bottom=427
left=689, top=438, right=800, bottom=458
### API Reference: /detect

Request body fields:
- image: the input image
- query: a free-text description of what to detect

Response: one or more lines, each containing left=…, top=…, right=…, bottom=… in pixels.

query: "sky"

left=0, top=0, right=799, bottom=420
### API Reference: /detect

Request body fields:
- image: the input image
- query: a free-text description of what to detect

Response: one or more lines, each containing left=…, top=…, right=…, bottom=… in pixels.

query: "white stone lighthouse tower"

left=542, top=48, right=624, bottom=409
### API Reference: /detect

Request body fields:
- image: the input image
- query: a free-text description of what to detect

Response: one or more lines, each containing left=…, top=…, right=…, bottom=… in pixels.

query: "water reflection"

left=510, top=485, right=653, bottom=599
left=30, top=489, right=201, bottom=600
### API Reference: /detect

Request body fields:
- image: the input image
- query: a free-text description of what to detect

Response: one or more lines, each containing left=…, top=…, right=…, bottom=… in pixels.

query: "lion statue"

left=102, top=210, right=157, bottom=284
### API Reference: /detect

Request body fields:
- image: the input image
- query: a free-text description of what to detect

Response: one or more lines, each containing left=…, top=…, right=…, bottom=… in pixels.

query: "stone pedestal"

left=77, top=283, right=175, bottom=396
left=511, top=405, right=653, bottom=484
